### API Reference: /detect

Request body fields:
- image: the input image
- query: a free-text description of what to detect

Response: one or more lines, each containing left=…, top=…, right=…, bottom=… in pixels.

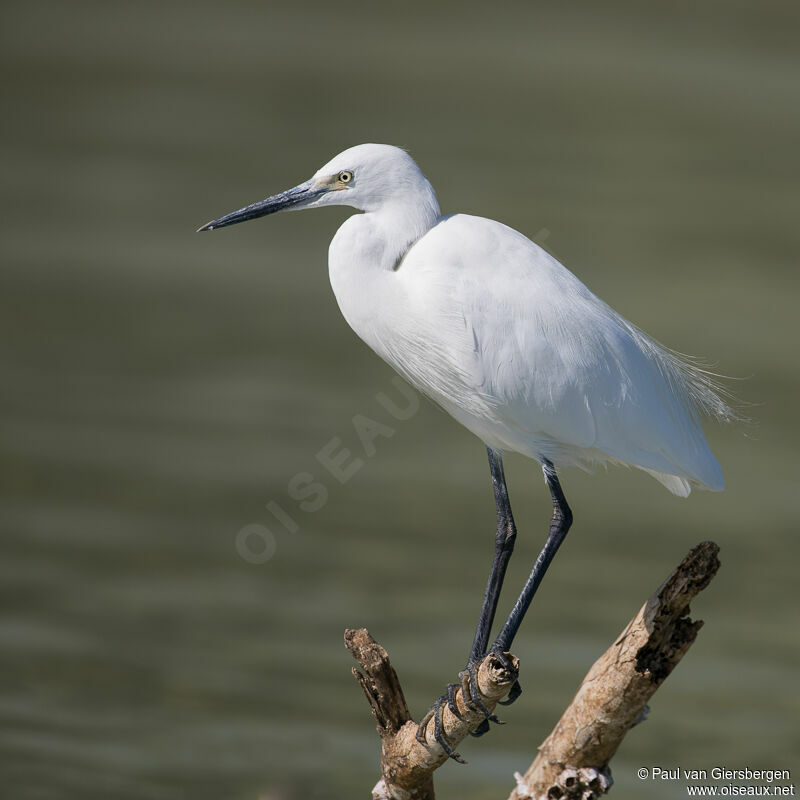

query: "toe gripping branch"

left=345, top=628, right=519, bottom=799
left=415, top=649, right=521, bottom=763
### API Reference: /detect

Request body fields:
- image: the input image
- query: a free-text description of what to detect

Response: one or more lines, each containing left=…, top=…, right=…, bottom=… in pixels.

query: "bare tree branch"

left=345, top=628, right=518, bottom=799
left=510, top=540, right=721, bottom=800
left=345, top=541, right=720, bottom=800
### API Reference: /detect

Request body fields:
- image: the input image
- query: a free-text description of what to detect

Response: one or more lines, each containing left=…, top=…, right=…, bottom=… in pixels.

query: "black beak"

left=197, top=180, right=325, bottom=232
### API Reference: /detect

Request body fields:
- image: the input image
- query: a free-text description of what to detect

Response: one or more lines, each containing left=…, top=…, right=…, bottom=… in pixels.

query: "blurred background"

left=1, top=1, right=798, bottom=798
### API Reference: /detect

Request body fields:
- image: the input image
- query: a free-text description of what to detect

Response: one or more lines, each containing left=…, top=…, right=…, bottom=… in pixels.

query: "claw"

left=498, top=679, right=522, bottom=706
left=416, top=706, right=435, bottom=745
left=468, top=718, right=491, bottom=737
left=432, top=696, right=466, bottom=763
left=489, top=648, right=515, bottom=672
left=485, top=647, right=521, bottom=706
left=416, top=697, right=466, bottom=762
left=446, top=682, right=466, bottom=720
left=460, top=667, right=501, bottom=724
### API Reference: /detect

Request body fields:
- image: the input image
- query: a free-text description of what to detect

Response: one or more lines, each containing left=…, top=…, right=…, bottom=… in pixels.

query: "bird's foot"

left=415, top=684, right=469, bottom=763
left=457, top=659, right=504, bottom=727
left=415, top=654, right=516, bottom=762
left=487, top=645, right=523, bottom=706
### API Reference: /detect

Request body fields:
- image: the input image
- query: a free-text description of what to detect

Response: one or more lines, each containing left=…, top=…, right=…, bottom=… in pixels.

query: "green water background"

left=1, top=2, right=798, bottom=798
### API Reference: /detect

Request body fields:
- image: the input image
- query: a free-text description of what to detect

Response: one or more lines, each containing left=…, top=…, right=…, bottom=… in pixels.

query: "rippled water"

left=1, top=2, right=798, bottom=798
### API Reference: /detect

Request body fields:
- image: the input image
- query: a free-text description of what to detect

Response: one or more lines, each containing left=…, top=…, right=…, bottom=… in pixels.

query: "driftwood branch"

left=511, top=540, right=720, bottom=799
left=345, top=628, right=518, bottom=800
left=346, top=541, right=720, bottom=799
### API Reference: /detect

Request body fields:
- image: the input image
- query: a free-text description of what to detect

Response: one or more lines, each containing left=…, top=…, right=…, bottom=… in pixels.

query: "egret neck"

left=328, top=186, right=440, bottom=348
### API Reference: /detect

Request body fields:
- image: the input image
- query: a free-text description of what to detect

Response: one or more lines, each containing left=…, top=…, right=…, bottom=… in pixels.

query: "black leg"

left=468, top=447, right=518, bottom=662
left=416, top=454, right=572, bottom=760
left=416, top=447, right=517, bottom=759
left=492, top=459, right=572, bottom=653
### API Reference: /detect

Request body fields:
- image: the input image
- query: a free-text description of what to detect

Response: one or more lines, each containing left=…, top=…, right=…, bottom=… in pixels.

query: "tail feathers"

left=641, top=466, right=725, bottom=497
left=643, top=469, right=691, bottom=497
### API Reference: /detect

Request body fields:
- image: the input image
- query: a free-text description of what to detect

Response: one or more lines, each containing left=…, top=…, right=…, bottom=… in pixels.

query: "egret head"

left=198, top=143, right=439, bottom=232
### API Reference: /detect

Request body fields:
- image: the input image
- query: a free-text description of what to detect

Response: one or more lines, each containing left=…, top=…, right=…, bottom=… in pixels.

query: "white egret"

left=199, top=143, right=732, bottom=759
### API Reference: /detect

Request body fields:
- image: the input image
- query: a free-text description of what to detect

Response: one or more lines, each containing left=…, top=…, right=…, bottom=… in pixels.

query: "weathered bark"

left=346, top=541, right=720, bottom=800
left=345, top=628, right=518, bottom=800
left=510, top=540, right=720, bottom=800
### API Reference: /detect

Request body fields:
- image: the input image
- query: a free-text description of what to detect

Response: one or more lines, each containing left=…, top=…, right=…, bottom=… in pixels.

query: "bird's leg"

left=491, top=458, right=572, bottom=655
left=469, top=447, right=518, bottom=660
left=415, top=447, right=518, bottom=759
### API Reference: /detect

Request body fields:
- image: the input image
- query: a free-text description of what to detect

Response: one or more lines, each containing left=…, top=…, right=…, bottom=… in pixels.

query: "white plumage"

left=322, top=145, right=730, bottom=496
left=199, top=144, right=733, bottom=753
left=201, top=143, right=731, bottom=496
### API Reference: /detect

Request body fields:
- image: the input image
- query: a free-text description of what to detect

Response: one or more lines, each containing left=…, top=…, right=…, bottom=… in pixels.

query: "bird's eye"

left=338, top=170, right=353, bottom=184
